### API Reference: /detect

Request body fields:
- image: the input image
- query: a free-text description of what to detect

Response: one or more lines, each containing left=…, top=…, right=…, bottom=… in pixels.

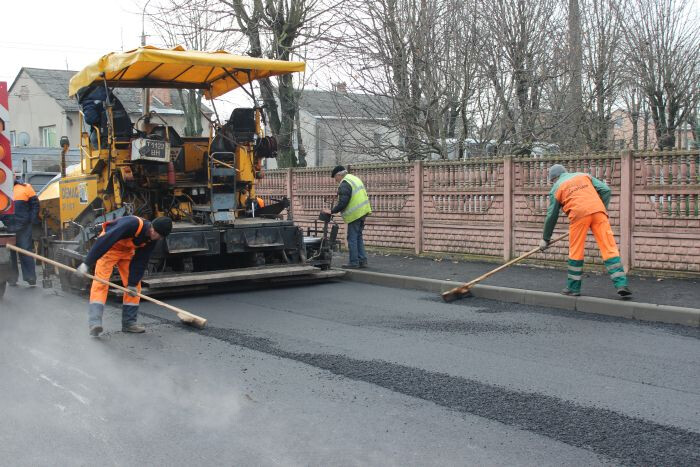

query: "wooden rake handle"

left=441, top=232, right=570, bottom=302
left=6, top=244, right=207, bottom=329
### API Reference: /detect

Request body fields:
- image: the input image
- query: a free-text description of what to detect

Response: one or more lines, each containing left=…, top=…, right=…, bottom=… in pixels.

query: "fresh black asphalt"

left=2, top=280, right=699, bottom=465
left=194, top=323, right=700, bottom=465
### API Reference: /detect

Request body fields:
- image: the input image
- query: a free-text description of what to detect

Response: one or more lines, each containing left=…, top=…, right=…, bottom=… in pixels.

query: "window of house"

left=10, top=131, right=16, bottom=147
left=40, top=125, right=57, bottom=147
left=20, top=85, right=29, bottom=101
left=373, top=131, right=383, bottom=147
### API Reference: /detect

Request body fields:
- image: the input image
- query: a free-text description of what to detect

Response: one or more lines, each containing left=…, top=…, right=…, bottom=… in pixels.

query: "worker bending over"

left=76, top=215, right=173, bottom=336
left=540, top=164, right=631, bottom=298
left=0, top=176, right=39, bottom=286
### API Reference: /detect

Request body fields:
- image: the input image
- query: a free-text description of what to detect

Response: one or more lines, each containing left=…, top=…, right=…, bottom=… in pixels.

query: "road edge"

left=339, top=269, right=700, bottom=328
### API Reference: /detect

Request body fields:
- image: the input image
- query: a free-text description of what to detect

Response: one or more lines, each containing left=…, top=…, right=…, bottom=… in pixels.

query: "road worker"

left=0, top=176, right=39, bottom=286
left=322, top=165, right=372, bottom=269
left=76, top=215, right=172, bottom=336
left=540, top=164, right=631, bottom=298
left=77, top=84, right=133, bottom=148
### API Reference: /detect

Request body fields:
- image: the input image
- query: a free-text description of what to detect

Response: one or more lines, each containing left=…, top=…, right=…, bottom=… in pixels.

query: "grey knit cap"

left=548, top=164, right=567, bottom=182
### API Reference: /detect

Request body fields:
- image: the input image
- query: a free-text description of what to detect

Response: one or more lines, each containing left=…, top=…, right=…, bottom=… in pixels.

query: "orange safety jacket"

left=542, top=172, right=612, bottom=241
left=85, top=216, right=156, bottom=286
left=0, top=182, right=39, bottom=231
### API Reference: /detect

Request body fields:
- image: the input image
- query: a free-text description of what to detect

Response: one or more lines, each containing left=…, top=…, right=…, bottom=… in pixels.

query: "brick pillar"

left=503, top=156, right=513, bottom=261
left=619, top=150, right=633, bottom=271
left=286, top=167, right=294, bottom=221
left=414, top=160, right=424, bottom=254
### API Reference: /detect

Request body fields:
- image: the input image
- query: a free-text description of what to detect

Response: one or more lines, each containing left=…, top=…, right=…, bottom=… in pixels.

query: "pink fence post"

left=503, top=156, right=513, bottom=261
left=414, top=160, right=423, bottom=254
left=286, top=167, right=294, bottom=221
left=619, top=150, right=633, bottom=272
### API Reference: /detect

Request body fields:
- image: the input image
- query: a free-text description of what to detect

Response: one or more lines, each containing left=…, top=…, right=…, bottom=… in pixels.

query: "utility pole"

left=141, top=0, right=152, bottom=119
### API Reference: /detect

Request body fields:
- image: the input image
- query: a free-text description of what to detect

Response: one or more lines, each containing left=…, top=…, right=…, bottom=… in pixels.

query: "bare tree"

left=147, top=0, right=238, bottom=136
left=217, top=0, right=340, bottom=167
left=477, top=0, right=566, bottom=153
left=321, top=0, right=487, bottom=160
left=579, top=0, right=624, bottom=151
left=616, top=0, right=700, bottom=149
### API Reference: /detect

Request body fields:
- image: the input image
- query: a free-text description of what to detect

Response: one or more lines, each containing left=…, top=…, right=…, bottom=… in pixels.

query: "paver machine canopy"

left=40, top=46, right=340, bottom=294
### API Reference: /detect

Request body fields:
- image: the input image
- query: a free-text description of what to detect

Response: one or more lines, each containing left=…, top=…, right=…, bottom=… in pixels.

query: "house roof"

left=14, top=67, right=212, bottom=115
left=299, top=88, right=392, bottom=119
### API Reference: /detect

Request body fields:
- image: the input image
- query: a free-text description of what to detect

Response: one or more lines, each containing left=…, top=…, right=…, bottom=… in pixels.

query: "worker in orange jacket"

left=75, top=215, right=172, bottom=337
left=540, top=164, right=631, bottom=298
left=0, top=177, right=39, bottom=286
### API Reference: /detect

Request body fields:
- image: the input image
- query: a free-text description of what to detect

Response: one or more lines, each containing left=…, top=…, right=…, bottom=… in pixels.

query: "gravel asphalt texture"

left=1, top=280, right=699, bottom=466
left=335, top=251, right=700, bottom=308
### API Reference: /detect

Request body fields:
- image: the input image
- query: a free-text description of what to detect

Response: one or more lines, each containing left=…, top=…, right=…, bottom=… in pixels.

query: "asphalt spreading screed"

left=140, top=311, right=700, bottom=467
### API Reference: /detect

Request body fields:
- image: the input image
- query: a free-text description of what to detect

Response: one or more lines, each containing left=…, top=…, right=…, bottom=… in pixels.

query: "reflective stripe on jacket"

left=341, top=173, right=372, bottom=223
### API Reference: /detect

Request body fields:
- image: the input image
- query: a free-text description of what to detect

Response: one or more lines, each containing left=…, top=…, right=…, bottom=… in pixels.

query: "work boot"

left=341, top=263, right=359, bottom=269
left=89, top=325, right=103, bottom=337
left=122, top=324, right=146, bottom=333
left=27, top=279, right=36, bottom=287
left=616, top=286, right=632, bottom=299
left=359, top=261, right=368, bottom=269
left=560, top=288, right=581, bottom=297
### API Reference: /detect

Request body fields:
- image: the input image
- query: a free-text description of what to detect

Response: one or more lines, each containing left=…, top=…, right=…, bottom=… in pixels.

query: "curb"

left=339, top=269, right=700, bottom=328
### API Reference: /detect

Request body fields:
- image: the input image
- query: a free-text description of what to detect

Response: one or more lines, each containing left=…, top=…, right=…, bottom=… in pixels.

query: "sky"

left=0, top=0, right=251, bottom=111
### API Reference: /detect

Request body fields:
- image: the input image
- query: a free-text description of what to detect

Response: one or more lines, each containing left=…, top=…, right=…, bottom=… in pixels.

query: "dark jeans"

left=10, top=224, right=36, bottom=283
left=346, top=216, right=367, bottom=266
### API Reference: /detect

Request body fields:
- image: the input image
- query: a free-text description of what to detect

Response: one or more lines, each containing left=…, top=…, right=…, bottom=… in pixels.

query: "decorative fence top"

left=260, top=150, right=700, bottom=194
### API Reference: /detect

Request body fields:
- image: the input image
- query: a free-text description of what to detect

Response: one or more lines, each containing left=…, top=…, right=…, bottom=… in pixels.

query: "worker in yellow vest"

left=323, top=165, right=372, bottom=268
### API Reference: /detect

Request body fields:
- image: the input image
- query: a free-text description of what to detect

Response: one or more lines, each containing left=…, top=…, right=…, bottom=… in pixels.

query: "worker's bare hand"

left=126, top=285, right=139, bottom=297
left=539, top=239, right=550, bottom=251
left=76, top=263, right=89, bottom=277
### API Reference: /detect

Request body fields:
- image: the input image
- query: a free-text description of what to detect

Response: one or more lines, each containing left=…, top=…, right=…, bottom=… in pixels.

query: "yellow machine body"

left=36, top=47, right=337, bottom=295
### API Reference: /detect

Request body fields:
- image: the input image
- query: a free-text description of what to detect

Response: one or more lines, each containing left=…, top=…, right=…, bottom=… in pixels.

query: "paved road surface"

left=1, top=281, right=698, bottom=466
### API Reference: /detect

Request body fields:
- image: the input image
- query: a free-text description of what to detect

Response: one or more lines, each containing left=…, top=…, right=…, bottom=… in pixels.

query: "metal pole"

left=141, top=0, right=152, bottom=119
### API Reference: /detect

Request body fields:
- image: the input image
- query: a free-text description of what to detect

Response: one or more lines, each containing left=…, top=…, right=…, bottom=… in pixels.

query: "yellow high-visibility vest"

left=341, top=173, right=372, bottom=223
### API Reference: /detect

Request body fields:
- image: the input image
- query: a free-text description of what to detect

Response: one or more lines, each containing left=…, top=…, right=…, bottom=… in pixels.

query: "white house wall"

left=8, top=72, right=72, bottom=148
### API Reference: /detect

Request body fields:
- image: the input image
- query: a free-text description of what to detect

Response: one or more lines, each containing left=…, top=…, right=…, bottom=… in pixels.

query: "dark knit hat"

left=548, top=164, right=567, bottom=182
left=331, top=165, right=346, bottom=178
left=151, top=216, right=173, bottom=237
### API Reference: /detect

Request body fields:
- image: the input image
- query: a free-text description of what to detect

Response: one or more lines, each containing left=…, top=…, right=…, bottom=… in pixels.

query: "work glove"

left=126, top=285, right=139, bottom=297
left=75, top=263, right=89, bottom=277
left=538, top=239, right=550, bottom=251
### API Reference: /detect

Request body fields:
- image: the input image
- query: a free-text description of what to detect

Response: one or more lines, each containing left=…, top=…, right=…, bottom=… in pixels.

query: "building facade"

left=7, top=67, right=212, bottom=150
left=266, top=85, right=398, bottom=169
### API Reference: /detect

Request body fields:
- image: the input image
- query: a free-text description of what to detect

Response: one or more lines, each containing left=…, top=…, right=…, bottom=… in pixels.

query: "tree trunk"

left=566, top=0, right=584, bottom=150
left=177, top=90, right=203, bottom=137
left=294, top=98, right=307, bottom=167
left=276, top=74, right=298, bottom=168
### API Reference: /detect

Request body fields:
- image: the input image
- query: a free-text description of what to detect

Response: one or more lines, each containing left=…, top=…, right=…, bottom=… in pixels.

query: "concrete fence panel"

left=256, top=149, right=700, bottom=275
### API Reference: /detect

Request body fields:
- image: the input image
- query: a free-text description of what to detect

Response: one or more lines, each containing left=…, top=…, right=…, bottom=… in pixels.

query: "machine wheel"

left=0, top=280, right=6, bottom=299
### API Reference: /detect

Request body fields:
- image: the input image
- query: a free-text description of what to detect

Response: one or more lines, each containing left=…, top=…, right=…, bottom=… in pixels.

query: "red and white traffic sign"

left=0, top=81, right=13, bottom=214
